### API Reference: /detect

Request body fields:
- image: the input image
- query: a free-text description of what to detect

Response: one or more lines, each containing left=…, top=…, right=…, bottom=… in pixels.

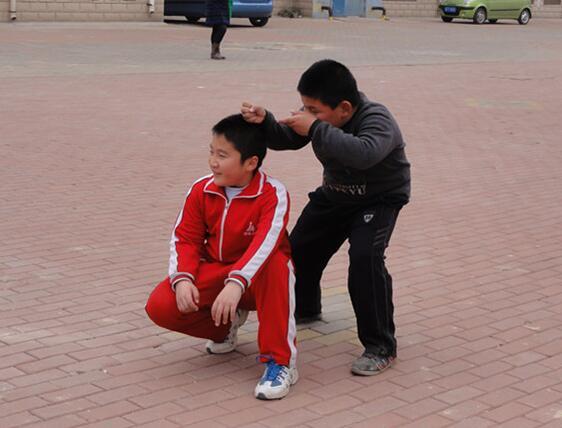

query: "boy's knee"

left=145, top=294, right=163, bottom=325
left=145, top=280, right=177, bottom=328
left=349, top=245, right=384, bottom=266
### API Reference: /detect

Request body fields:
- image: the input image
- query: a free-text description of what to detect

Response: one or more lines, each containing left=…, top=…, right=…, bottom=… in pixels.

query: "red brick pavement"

left=1, top=17, right=562, bottom=427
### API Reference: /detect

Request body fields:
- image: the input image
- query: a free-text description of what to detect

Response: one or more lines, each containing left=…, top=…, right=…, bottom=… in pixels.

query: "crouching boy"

left=146, top=114, right=298, bottom=400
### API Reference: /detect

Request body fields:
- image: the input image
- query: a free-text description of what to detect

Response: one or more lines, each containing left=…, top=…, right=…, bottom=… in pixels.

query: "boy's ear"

left=244, top=155, right=259, bottom=172
left=338, top=100, right=354, bottom=115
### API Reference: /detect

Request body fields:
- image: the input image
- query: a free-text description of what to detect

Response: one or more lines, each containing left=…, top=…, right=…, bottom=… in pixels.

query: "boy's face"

left=301, top=95, right=354, bottom=128
left=209, top=134, right=258, bottom=188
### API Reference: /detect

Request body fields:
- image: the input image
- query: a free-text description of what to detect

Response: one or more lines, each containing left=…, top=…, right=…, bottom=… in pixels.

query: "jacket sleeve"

left=168, top=181, right=207, bottom=289
left=262, top=110, right=310, bottom=151
left=226, top=178, right=290, bottom=291
left=309, top=107, right=399, bottom=170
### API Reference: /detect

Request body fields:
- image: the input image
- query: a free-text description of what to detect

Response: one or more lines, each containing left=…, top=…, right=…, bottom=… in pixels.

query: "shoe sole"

left=351, top=362, right=394, bottom=376
left=255, top=370, right=299, bottom=400
left=205, top=345, right=235, bottom=354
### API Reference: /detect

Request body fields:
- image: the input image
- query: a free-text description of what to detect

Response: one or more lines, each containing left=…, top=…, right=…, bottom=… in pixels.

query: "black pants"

left=211, top=24, right=227, bottom=44
left=291, top=188, right=400, bottom=357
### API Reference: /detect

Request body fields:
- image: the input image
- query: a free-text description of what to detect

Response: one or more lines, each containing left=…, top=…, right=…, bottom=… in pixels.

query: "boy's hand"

left=241, top=102, right=266, bottom=124
left=175, top=280, right=200, bottom=314
left=279, top=110, right=317, bottom=136
left=211, top=282, right=243, bottom=327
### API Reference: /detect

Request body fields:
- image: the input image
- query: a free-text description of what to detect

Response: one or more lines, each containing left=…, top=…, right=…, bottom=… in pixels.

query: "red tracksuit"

left=146, top=170, right=297, bottom=367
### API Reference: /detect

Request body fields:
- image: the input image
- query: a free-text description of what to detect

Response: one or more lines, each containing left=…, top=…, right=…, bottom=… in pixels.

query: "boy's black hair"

left=297, top=59, right=360, bottom=109
left=212, top=114, right=267, bottom=169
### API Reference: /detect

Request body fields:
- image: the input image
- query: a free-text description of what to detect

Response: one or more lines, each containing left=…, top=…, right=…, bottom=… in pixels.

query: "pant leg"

left=211, top=24, right=227, bottom=44
left=145, top=262, right=233, bottom=342
left=347, top=205, right=400, bottom=357
left=246, top=251, right=297, bottom=367
left=290, top=189, right=348, bottom=317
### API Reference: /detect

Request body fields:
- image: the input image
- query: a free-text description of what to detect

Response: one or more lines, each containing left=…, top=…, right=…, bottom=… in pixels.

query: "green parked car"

left=439, top=0, right=532, bottom=24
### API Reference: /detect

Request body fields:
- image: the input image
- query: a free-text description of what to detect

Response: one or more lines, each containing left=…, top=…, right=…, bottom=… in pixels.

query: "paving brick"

left=483, top=402, right=535, bottom=423
left=122, top=402, right=184, bottom=425
left=392, top=383, right=445, bottom=403
left=516, top=388, right=562, bottom=408
left=351, top=412, right=410, bottom=428
left=30, top=397, right=96, bottom=419
left=0, top=411, right=41, bottom=428
left=353, top=396, right=408, bottom=418
left=78, top=400, right=141, bottom=422
left=215, top=406, right=277, bottom=427
left=80, top=417, right=135, bottom=428
left=0, top=396, right=49, bottom=417
left=308, top=378, right=364, bottom=399
left=306, top=410, right=365, bottom=428
left=20, top=414, right=87, bottom=428
left=260, top=408, right=320, bottom=427
left=307, top=394, right=362, bottom=415
left=399, top=414, right=453, bottom=428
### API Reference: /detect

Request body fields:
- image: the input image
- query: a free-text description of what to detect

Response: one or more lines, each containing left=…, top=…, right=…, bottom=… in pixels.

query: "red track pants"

left=146, top=252, right=297, bottom=367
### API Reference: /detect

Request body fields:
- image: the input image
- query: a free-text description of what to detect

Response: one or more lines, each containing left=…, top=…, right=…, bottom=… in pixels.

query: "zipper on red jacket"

left=218, top=200, right=231, bottom=262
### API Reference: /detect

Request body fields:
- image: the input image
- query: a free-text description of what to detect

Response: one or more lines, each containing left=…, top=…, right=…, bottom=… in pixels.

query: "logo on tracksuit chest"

left=244, top=222, right=256, bottom=236
left=364, top=214, right=374, bottom=223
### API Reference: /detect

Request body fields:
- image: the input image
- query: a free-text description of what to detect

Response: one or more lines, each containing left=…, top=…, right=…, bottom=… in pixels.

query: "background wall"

left=1, top=0, right=164, bottom=21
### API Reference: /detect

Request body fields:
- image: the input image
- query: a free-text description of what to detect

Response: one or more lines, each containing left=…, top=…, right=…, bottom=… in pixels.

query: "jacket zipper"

left=218, top=200, right=230, bottom=261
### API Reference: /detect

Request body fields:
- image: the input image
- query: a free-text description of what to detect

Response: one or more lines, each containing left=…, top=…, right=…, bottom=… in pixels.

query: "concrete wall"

left=532, top=3, right=562, bottom=18
left=0, top=0, right=164, bottom=21
left=383, top=0, right=438, bottom=17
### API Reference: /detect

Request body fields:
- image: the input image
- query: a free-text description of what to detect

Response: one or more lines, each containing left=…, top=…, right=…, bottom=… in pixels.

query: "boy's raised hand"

left=241, top=102, right=266, bottom=124
left=175, top=280, right=200, bottom=313
left=279, top=110, right=317, bottom=136
left=211, top=282, right=243, bottom=327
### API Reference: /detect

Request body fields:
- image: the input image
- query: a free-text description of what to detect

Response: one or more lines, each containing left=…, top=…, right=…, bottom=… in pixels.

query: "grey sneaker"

left=351, top=352, right=395, bottom=376
left=205, top=309, right=249, bottom=354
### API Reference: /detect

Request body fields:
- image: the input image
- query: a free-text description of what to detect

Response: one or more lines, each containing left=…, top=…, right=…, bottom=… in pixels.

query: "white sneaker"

left=205, top=309, right=249, bottom=354
left=254, top=361, right=298, bottom=400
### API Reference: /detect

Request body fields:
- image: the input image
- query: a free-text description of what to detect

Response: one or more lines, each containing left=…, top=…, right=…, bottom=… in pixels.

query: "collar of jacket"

left=203, top=170, right=266, bottom=200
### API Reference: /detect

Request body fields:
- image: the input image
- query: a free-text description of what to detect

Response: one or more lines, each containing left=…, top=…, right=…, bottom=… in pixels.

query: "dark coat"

left=206, top=0, right=231, bottom=26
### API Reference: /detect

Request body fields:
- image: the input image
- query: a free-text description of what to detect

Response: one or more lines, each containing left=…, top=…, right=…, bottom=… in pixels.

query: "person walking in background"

left=206, top=0, right=231, bottom=59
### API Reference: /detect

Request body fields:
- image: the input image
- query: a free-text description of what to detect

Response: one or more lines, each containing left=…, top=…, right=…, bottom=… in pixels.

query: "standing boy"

left=146, top=114, right=298, bottom=399
left=241, top=59, right=411, bottom=376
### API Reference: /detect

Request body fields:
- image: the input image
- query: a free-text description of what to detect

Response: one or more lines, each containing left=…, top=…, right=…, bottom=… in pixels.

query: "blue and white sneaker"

left=205, top=309, right=248, bottom=354
left=254, top=360, right=298, bottom=400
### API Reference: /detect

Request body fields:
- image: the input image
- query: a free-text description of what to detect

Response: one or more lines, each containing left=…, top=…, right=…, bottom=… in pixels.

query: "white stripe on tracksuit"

left=287, top=260, right=297, bottom=368
left=229, top=176, right=288, bottom=287
left=168, top=175, right=211, bottom=280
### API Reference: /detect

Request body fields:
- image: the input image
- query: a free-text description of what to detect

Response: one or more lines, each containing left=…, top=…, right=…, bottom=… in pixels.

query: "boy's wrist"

left=172, top=278, right=194, bottom=292
left=308, top=119, right=321, bottom=139
left=225, top=278, right=245, bottom=294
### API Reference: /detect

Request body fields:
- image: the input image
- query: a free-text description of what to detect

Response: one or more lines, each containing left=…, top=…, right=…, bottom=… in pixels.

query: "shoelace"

left=263, top=360, right=285, bottom=382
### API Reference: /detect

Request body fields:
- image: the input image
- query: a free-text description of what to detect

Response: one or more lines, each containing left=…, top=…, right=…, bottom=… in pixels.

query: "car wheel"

left=441, top=16, right=453, bottom=22
left=488, top=19, right=497, bottom=23
left=249, top=17, right=269, bottom=27
left=518, top=9, right=530, bottom=25
left=473, top=7, right=486, bottom=24
left=185, top=16, right=200, bottom=23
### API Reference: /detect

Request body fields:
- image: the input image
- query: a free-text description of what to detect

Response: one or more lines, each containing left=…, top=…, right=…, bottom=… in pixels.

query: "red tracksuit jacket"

left=168, top=170, right=291, bottom=291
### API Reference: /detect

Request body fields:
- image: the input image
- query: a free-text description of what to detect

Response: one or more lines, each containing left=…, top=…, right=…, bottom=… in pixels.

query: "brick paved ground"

left=1, top=17, right=561, bottom=427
